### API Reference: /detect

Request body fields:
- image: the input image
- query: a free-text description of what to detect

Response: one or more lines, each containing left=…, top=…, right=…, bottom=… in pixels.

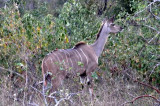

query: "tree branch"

left=0, top=66, right=24, bottom=79
left=123, top=95, right=160, bottom=105
left=134, top=1, right=155, bottom=16
left=126, top=73, right=160, bottom=94
left=30, top=85, right=79, bottom=105
left=149, top=63, right=160, bottom=77
left=134, top=79, right=160, bottom=94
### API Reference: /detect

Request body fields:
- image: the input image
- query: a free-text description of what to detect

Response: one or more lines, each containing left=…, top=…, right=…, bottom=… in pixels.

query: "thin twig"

left=30, top=85, right=58, bottom=103
left=148, top=32, right=160, bottom=43
left=134, top=1, right=155, bottom=16
left=126, top=73, right=160, bottom=94
left=134, top=79, right=160, bottom=94
left=42, top=75, right=48, bottom=106
left=143, top=24, right=159, bottom=32
left=28, top=103, right=39, bottom=106
left=0, top=66, right=24, bottom=79
left=149, top=1, right=160, bottom=20
left=55, top=93, right=78, bottom=106
left=23, top=59, right=28, bottom=106
left=30, top=86, right=42, bottom=94
left=122, top=95, right=160, bottom=105
left=30, top=85, right=79, bottom=105
left=149, top=63, right=160, bottom=78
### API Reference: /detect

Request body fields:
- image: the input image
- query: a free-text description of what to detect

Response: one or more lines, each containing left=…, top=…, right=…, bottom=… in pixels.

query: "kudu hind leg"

left=80, top=71, right=94, bottom=97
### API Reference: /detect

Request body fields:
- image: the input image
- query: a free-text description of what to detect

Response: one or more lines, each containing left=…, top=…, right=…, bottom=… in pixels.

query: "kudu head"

left=102, top=17, right=122, bottom=34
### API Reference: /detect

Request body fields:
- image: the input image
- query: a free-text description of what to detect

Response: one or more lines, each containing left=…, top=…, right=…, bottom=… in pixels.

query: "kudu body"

left=42, top=17, right=122, bottom=93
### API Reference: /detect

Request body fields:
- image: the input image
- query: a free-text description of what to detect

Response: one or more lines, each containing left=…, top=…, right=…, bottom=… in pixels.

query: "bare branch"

left=134, top=1, right=155, bottom=16
left=141, top=25, right=160, bottom=44
left=30, top=86, right=43, bottom=95
left=143, top=24, right=159, bottom=33
left=149, top=4, right=160, bottom=20
left=126, top=73, right=160, bottom=94
left=122, top=95, right=160, bottom=105
left=149, top=63, right=160, bottom=77
left=135, top=80, right=160, bottom=94
left=55, top=93, right=78, bottom=106
left=148, top=32, right=160, bottom=43
left=127, top=92, right=136, bottom=98
left=28, top=102, right=39, bottom=106
left=0, top=66, right=24, bottom=79
left=30, top=85, right=79, bottom=105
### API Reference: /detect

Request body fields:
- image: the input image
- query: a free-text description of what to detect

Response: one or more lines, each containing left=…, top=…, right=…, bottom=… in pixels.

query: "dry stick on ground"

left=122, top=95, right=160, bottom=105
left=122, top=73, right=160, bottom=105
left=134, top=78, right=160, bottom=94
left=30, top=85, right=79, bottom=106
left=126, top=73, right=160, bottom=94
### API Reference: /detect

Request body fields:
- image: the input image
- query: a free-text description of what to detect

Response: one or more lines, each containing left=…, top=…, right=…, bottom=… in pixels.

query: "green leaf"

left=91, top=72, right=98, bottom=80
left=77, top=61, right=84, bottom=67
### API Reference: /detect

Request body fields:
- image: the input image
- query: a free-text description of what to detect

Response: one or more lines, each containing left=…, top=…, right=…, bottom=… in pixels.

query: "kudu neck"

left=91, top=30, right=109, bottom=58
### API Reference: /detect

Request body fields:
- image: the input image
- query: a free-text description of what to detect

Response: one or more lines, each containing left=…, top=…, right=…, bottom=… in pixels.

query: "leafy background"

left=0, top=0, right=159, bottom=105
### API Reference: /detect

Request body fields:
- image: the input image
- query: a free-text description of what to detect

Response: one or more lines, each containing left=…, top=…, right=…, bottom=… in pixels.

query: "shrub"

left=54, top=0, right=101, bottom=49
left=0, top=4, right=55, bottom=75
left=106, top=0, right=160, bottom=86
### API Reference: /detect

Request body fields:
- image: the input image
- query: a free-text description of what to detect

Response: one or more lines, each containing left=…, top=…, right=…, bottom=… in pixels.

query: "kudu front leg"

left=86, top=72, right=94, bottom=97
left=79, top=71, right=94, bottom=96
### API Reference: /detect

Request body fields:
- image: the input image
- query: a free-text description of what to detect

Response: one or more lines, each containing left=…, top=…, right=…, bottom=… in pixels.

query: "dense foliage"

left=106, top=1, right=160, bottom=85
left=0, top=0, right=159, bottom=103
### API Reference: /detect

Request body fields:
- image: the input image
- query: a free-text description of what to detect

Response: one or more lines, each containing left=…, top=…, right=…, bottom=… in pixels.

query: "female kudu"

left=42, top=17, right=122, bottom=95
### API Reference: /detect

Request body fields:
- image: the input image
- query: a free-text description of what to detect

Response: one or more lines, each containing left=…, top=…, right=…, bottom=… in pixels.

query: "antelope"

left=41, top=17, right=122, bottom=94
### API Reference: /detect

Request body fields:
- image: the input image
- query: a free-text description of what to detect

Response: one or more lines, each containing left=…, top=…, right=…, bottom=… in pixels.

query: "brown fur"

left=74, top=41, right=86, bottom=48
left=42, top=44, right=98, bottom=92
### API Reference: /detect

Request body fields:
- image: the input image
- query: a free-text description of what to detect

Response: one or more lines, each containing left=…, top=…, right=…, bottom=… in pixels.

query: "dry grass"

left=0, top=69, right=159, bottom=106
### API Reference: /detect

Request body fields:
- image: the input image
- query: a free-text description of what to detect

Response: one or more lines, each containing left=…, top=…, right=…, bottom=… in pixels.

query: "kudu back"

left=42, top=17, right=122, bottom=93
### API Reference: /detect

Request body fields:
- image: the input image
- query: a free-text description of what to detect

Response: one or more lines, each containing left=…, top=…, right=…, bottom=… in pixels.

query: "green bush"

left=0, top=0, right=159, bottom=87
left=54, top=0, right=101, bottom=48
left=0, top=5, right=55, bottom=74
left=106, top=1, right=160, bottom=86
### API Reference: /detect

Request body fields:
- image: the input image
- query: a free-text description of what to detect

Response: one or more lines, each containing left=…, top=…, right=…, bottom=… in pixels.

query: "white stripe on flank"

left=50, top=58, right=53, bottom=64
left=72, top=50, right=79, bottom=62
left=58, top=51, right=64, bottom=61
left=50, top=54, right=55, bottom=63
left=52, top=53, right=60, bottom=63
left=64, top=50, right=73, bottom=69
left=71, top=49, right=79, bottom=73
left=80, top=48, right=88, bottom=65
left=60, top=49, right=69, bottom=69
left=75, top=49, right=82, bottom=62
left=49, top=57, right=55, bottom=71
